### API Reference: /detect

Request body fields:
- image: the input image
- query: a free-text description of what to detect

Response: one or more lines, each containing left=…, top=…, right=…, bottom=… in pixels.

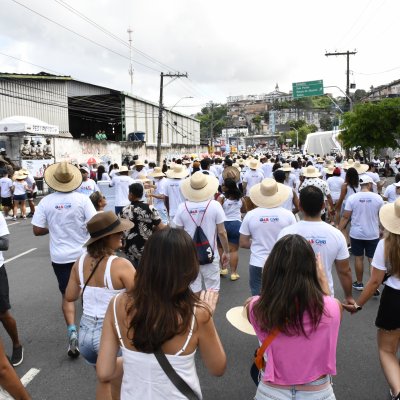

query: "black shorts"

left=0, top=266, right=11, bottom=314
left=27, top=192, right=37, bottom=200
left=51, top=262, right=75, bottom=294
left=375, top=285, right=400, bottom=330
left=1, top=197, right=12, bottom=207
left=350, top=237, right=379, bottom=258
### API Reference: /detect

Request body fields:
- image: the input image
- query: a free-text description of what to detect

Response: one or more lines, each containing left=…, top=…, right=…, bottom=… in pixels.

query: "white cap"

left=359, top=176, right=374, bottom=185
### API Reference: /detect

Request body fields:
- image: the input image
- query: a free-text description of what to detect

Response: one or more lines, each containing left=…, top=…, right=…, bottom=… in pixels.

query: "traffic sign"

left=292, top=80, right=324, bottom=98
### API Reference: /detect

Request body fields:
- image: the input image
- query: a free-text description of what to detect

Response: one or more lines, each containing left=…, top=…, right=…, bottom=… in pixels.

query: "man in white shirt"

left=0, top=173, right=13, bottom=219
left=130, top=160, right=147, bottom=180
left=110, top=166, right=134, bottom=215
left=261, top=155, right=273, bottom=178
left=338, top=175, right=384, bottom=294
left=383, top=174, right=400, bottom=203
left=76, top=166, right=99, bottom=196
left=239, top=178, right=296, bottom=295
left=24, top=170, right=37, bottom=218
left=175, top=172, right=229, bottom=293
left=32, top=162, right=96, bottom=358
left=278, top=186, right=354, bottom=302
left=242, top=160, right=264, bottom=195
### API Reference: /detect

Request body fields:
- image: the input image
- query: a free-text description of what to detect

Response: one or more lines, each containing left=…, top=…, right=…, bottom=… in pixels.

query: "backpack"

left=185, top=201, right=215, bottom=265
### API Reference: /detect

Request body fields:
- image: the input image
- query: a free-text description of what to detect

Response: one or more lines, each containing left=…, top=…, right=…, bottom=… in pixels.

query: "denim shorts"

left=79, top=314, right=104, bottom=365
left=255, top=377, right=335, bottom=400
left=224, top=220, right=241, bottom=245
left=13, top=194, right=27, bottom=201
left=350, top=237, right=379, bottom=258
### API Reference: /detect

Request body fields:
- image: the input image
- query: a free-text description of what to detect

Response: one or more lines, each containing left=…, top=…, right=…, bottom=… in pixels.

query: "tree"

left=340, top=98, right=400, bottom=157
left=196, top=104, right=228, bottom=140
left=252, top=115, right=262, bottom=134
left=319, top=115, right=333, bottom=131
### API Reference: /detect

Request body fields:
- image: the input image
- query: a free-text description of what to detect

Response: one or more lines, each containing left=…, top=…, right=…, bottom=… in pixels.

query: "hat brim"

left=355, top=165, right=369, bottom=174
left=44, top=163, right=83, bottom=193
left=84, top=218, right=134, bottom=246
left=226, top=306, right=256, bottom=336
left=379, top=203, right=400, bottom=235
left=165, top=169, right=190, bottom=179
left=302, top=168, right=321, bottom=178
left=280, top=168, right=293, bottom=172
left=148, top=172, right=165, bottom=178
left=249, top=181, right=290, bottom=208
left=180, top=175, right=219, bottom=202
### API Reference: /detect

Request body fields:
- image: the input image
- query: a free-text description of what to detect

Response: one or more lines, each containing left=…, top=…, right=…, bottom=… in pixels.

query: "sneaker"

left=12, top=216, right=17, bottom=221
left=230, top=273, right=240, bottom=281
left=67, top=330, right=80, bottom=358
left=27, top=212, right=34, bottom=218
left=11, top=346, right=23, bottom=367
left=374, top=289, right=381, bottom=297
left=352, top=281, right=364, bottom=291
left=22, top=216, right=27, bottom=220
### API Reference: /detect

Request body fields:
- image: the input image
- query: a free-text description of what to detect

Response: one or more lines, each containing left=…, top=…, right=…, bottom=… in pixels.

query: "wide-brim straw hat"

left=148, top=167, right=165, bottom=178
left=44, top=162, right=82, bottom=193
left=119, top=166, right=129, bottom=173
left=324, top=166, right=335, bottom=174
left=280, top=163, right=293, bottom=172
left=85, top=211, right=134, bottom=246
left=180, top=171, right=219, bottom=202
left=247, top=159, right=261, bottom=170
left=316, top=157, right=324, bottom=163
left=226, top=306, right=256, bottom=336
left=166, top=164, right=190, bottom=179
left=137, top=174, right=150, bottom=183
left=135, top=159, right=145, bottom=167
left=343, top=159, right=355, bottom=169
left=13, top=171, right=28, bottom=180
left=379, top=198, right=400, bottom=235
left=302, top=165, right=321, bottom=178
left=222, top=166, right=240, bottom=182
left=353, top=161, right=369, bottom=174
left=249, top=178, right=290, bottom=208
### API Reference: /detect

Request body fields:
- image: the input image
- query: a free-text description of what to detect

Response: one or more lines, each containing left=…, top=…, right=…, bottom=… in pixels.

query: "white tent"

left=0, top=116, right=59, bottom=136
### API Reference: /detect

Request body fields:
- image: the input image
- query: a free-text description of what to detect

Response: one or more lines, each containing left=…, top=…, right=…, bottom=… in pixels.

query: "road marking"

left=4, top=248, right=37, bottom=263
left=7, top=222, right=20, bottom=226
left=0, top=368, right=40, bottom=399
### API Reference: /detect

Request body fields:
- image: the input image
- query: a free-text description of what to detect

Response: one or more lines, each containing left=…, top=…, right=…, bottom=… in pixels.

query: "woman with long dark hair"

left=246, top=234, right=341, bottom=400
left=97, top=228, right=226, bottom=399
left=97, top=165, right=110, bottom=182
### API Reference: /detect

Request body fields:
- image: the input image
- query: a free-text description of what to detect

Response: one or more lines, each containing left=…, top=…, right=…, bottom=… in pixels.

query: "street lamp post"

left=290, top=127, right=299, bottom=149
left=324, top=85, right=353, bottom=111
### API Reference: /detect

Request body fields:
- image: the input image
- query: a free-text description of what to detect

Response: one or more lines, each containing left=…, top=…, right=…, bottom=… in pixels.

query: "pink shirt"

left=249, top=295, right=340, bottom=385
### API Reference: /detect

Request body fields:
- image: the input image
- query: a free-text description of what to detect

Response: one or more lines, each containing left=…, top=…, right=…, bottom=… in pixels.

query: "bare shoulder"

left=112, top=256, right=135, bottom=270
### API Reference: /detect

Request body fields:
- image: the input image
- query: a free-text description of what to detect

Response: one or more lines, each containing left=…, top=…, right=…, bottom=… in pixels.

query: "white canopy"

left=0, top=116, right=59, bottom=136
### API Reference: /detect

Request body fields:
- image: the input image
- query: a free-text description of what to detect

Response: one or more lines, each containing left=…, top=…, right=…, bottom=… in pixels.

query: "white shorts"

left=190, top=258, right=220, bottom=293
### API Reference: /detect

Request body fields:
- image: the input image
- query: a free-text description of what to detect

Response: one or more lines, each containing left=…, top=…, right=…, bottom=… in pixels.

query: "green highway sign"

left=292, top=80, right=324, bottom=98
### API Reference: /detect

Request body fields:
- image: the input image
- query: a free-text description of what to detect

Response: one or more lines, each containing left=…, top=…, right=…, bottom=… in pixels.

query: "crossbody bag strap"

left=81, top=256, right=105, bottom=307
left=255, top=328, right=280, bottom=367
left=154, top=349, right=199, bottom=400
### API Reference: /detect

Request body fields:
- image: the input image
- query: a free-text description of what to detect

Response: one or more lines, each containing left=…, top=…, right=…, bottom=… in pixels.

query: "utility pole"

left=209, top=101, right=214, bottom=155
left=156, top=72, right=188, bottom=165
left=127, top=27, right=134, bottom=93
left=325, top=50, right=357, bottom=111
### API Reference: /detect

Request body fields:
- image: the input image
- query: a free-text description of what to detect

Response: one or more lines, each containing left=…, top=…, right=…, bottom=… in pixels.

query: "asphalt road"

left=0, top=217, right=392, bottom=399
left=306, top=132, right=337, bottom=156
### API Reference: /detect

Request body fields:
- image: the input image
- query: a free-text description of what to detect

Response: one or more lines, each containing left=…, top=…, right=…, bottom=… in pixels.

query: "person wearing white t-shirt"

left=382, top=174, right=400, bottom=203
left=25, top=172, right=37, bottom=218
left=32, top=162, right=97, bottom=359
left=147, top=168, right=168, bottom=224
left=366, top=163, right=384, bottom=194
left=0, top=173, right=13, bottom=219
left=174, top=172, right=229, bottom=293
left=76, top=167, right=99, bottom=197
left=278, top=186, right=354, bottom=301
left=343, top=198, right=400, bottom=399
left=130, top=160, right=147, bottom=180
left=239, top=178, right=296, bottom=295
left=261, top=157, right=273, bottom=178
left=339, top=175, right=384, bottom=293
left=109, top=166, right=134, bottom=215
left=273, top=170, right=299, bottom=213
left=242, top=161, right=264, bottom=196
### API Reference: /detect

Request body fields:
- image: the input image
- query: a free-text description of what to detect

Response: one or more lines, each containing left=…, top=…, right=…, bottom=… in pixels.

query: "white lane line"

left=4, top=248, right=37, bottom=263
left=21, top=368, right=41, bottom=386
left=7, top=222, right=20, bottom=226
left=0, top=368, right=40, bottom=399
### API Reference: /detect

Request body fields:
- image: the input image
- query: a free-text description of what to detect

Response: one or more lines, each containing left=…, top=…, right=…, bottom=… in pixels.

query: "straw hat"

left=180, top=171, right=219, bottom=202
left=249, top=178, right=290, bottom=208
left=316, top=157, right=324, bottom=163
left=226, top=306, right=256, bottom=336
left=148, top=167, right=165, bottom=178
left=280, top=163, right=293, bottom=172
left=136, top=174, right=150, bottom=183
left=247, top=159, right=261, bottom=170
left=135, top=159, right=145, bottom=167
left=302, top=165, right=321, bottom=178
left=379, top=198, right=400, bottom=235
left=324, top=166, right=335, bottom=174
left=222, top=166, right=240, bottom=182
left=232, top=163, right=241, bottom=172
left=353, top=161, right=369, bottom=174
left=343, top=159, right=355, bottom=169
left=13, top=171, right=28, bottom=180
left=119, top=166, right=129, bottom=173
left=165, top=164, right=190, bottom=179
left=44, top=162, right=82, bottom=193
left=84, top=211, right=134, bottom=246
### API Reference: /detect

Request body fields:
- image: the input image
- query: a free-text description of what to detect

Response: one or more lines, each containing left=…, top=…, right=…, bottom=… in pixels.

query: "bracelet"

left=353, top=302, right=362, bottom=311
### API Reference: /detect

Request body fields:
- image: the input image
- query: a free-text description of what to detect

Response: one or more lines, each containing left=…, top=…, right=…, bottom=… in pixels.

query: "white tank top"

left=222, top=196, right=242, bottom=221
left=113, top=294, right=202, bottom=400
left=79, top=254, right=126, bottom=318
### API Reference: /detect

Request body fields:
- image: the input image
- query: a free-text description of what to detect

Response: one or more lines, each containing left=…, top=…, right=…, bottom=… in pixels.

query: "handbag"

left=250, top=328, right=279, bottom=385
left=154, top=348, right=199, bottom=400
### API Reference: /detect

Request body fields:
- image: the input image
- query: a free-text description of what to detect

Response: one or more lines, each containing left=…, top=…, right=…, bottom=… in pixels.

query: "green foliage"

left=196, top=104, right=228, bottom=139
left=319, top=115, right=333, bottom=131
left=339, top=98, right=400, bottom=153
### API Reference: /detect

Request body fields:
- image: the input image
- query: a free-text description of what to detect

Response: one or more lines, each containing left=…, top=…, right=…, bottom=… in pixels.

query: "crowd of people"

left=0, top=150, right=399, bottom=399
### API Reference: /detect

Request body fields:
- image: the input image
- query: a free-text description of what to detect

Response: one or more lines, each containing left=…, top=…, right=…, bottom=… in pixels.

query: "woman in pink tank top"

left=246, top=234, right=342, bottom=400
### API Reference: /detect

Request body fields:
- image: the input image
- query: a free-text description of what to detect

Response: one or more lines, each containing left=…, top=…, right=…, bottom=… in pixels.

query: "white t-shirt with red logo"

left=278, top=221, right=349, bottom=295
left=239, top=206, right=296, bottom=267
left=76, top=178, right=99, bottom=196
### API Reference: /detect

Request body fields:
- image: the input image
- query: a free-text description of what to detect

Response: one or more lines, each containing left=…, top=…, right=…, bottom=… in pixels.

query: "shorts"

left=13, top=194, right=26, bottom=201
left=51, top=261, right=75, bottom=294
left=350, top=237, right=379, bottom=258
left=190, top=258, right=220, bottom=293
left=1, top=197, right=12, bottom=207
left=0, top=266, right=10, bottom=313
left=27, top=192, right=37, bottom=200
left=155, top=207, right=169, bottom=225
left=224, top=220, right=241, bottom=245
left=375, top=285, right=400, bottom=330
left=79, top=314, right=104, bottom=365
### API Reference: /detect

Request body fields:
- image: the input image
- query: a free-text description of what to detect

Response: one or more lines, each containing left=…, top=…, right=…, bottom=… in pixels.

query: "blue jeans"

left=249, top=264, right=262, bottom=296
left=79, top=314, right=104, bottom=365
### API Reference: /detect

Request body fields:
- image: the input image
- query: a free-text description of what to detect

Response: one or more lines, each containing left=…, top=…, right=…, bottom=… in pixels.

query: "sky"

left=1, top=0, right=399, bottom=116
